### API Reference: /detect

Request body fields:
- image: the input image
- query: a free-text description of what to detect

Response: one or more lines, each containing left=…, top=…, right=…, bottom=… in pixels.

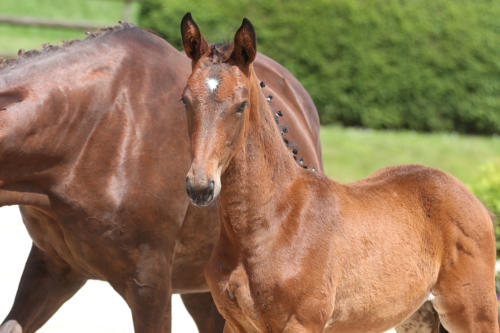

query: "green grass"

left=320, top=126, right=500, bottom=185
left=0, top=0, right=141, bottom=56
left=0, top=25, right=81, bottom=54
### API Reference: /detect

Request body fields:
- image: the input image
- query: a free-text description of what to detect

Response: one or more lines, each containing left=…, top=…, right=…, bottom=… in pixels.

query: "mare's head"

left=181, top=13, right=257, bottom=207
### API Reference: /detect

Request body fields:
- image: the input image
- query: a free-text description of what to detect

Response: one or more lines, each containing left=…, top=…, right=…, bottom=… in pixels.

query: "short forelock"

left=206, top=43, right=232, bottom=63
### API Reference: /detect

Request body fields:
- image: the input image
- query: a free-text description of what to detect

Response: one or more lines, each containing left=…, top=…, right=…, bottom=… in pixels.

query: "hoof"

left=0, top=320, right=22, bottom=333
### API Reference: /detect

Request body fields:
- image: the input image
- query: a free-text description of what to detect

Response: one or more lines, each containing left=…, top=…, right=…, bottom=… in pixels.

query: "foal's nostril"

left=186, top=177, right=193, bottom=196
left=185, top=175, right=216, bottom=205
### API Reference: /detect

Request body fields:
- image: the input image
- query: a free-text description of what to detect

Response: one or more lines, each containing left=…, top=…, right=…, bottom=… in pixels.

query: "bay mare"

left=180, top=14, right=498, bottom=333
left=0, top=23, right=324, bottom=332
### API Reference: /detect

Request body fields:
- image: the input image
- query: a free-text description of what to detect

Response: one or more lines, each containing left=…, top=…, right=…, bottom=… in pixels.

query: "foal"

left=180, top=14, right=498, bottom=333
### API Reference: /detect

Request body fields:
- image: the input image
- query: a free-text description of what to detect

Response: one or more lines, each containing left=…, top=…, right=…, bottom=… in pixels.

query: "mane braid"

left=0, top=22, right=135, bottom=71
left=262, top=82, right=311, bottom=171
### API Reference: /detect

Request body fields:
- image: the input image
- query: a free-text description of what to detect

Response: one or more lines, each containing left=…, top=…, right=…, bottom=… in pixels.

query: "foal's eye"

left=236, top=101, right=248, bottom=114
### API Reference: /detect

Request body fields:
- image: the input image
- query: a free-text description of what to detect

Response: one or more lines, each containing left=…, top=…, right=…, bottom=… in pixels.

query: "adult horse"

left=180, top=13, right=498, bottom=333
left=0, top=23, right=322, bottom=332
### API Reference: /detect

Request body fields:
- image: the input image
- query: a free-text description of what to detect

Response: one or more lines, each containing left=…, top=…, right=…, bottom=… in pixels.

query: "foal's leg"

left=223, top=323, right=235, bottom=333
left=282, top=317, right=317, bottom=333
left=433, top=251, right=498, bottom=332
left=223, top=322, right=245, bottom=333
left=0, top=245, right=86, bottom=333
left=181, top=292, right=225, bottom=333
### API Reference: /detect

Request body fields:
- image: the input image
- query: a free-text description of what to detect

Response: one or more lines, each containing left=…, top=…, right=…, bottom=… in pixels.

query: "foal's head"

left=181, top=13, right=257, bottom=207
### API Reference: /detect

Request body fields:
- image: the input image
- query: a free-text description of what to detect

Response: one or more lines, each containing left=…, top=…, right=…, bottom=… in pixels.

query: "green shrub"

left=470, top=160, right=500, bottom=256
left=139, top=0, right=500, bottom=134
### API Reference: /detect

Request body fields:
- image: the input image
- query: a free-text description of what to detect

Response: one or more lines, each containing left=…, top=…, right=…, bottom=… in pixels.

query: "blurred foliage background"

left=140, top=0, right=500, bottom=135
left=0, top=0, right=499, bottom=253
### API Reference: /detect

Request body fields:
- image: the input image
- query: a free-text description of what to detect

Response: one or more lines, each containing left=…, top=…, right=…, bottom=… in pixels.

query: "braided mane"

left=0, top=22, right=135, bottom=71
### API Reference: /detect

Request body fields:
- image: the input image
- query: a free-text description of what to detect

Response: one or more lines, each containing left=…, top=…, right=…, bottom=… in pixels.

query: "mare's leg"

left=181, top=292, right=225, bottom=333
left=0, top=245, right=86, bottom=333
left=117, top=250, right=174, bottom=333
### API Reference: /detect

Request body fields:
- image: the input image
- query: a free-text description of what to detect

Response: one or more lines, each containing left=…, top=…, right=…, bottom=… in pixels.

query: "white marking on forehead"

left=206, top=78, right=219, bottom=93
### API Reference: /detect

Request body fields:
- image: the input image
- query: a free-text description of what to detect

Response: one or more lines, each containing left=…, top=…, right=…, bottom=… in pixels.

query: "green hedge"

left=139, top=0, right=500, bottom=134
left=470, top=161, right=500, bottom=256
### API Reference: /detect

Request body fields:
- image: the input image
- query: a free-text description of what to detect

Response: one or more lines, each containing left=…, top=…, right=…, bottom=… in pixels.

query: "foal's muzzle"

left=186, top=176, right=215, bottom=207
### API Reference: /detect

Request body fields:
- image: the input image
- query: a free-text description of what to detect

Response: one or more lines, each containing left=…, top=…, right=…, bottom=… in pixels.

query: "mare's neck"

left=218, top=67, right=300, bottom=242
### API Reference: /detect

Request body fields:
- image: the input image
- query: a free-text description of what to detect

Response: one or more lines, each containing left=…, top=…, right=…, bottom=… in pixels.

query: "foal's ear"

left=229, top=18, right=256, bottom=74
left=180, top=12, right=208, bottom=64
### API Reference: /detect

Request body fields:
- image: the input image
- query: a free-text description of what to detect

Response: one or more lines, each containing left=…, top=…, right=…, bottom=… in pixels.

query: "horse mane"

left=0, top=22, right=136, bottom=71
left=203, top=42, right=311, bottom=170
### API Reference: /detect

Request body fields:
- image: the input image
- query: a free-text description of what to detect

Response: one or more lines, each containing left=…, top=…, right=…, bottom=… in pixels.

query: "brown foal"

left=180, top=14, right=499, bottom=333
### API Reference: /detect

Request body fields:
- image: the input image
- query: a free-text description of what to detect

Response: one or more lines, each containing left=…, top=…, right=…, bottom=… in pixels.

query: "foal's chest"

left=209, top=262, right=282, bottom=332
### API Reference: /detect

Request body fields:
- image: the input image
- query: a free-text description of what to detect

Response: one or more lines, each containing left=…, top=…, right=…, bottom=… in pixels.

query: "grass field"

left=0, top=0, right=140, bottom=55
left=320, top=126, right=500, bottom=186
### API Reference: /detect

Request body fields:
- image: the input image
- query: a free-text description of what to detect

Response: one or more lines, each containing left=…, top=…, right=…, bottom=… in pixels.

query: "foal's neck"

left=218, top=67, right=300, bottom=243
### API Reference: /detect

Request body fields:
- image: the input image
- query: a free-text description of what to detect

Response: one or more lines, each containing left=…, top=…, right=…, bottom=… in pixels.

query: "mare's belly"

left=20, top=205, right=128, bottom=280
left=20, top=205, right=216, bottom=292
